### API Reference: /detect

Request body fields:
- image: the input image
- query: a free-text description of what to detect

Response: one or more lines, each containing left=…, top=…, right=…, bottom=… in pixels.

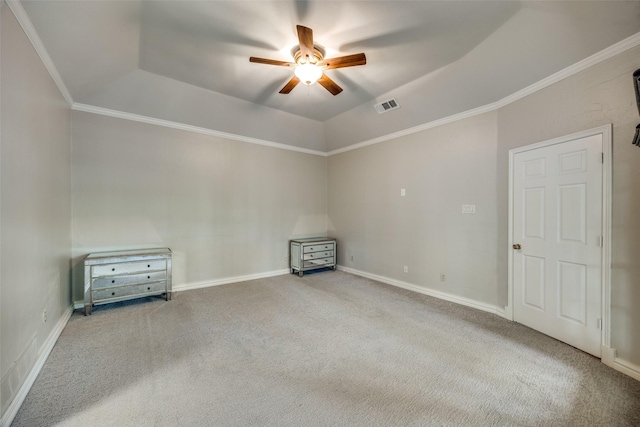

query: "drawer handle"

left=147, top=276, right=151, bottom=279
left=111, top=268, right=115, bottom=271
left=309, top=254, right=313, bottom=257
left=111, top=292, right=115, bottom=296
left=111, top=280, right=115, bottom=283
left=147, top=287, right=151, bottom=290
left=147, top=264, right=150, bottom=268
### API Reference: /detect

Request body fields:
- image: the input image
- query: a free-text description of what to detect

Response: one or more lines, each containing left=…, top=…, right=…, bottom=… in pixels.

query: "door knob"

left=513, top=244, right=522, bottom=250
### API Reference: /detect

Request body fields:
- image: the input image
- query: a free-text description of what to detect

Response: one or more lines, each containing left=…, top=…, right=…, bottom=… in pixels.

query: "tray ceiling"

left=19, top=1, right=640, bottom=150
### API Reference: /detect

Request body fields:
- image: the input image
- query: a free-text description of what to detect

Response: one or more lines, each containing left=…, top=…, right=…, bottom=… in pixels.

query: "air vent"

left=373, top=98, right=400, bottom=114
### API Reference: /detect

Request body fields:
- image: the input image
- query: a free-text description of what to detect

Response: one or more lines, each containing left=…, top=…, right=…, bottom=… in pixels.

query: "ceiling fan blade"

left=318, top=53, right=366, bottom=70
left=317, top=74, right=343, bottom=96
left=250, top=57, right=295, bottom=67
left=296, top=25, right=314, bottom=62
left=279, top=76, right=301, bottom=94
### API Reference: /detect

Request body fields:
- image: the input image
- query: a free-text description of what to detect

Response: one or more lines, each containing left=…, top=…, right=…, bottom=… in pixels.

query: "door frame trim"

left=506, top=124, right=613, bottom=352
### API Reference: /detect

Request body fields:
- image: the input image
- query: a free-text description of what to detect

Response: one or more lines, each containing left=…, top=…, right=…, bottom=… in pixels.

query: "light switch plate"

left=462, top=204, right=476, bottom=214
left=401, top=188, right=406, bottom=197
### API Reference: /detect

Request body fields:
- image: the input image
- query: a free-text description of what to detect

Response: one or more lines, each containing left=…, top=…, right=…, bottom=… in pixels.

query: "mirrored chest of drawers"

left=84, top=248, right=172, bottom=315
left=290, top=237, right=337, bottom=277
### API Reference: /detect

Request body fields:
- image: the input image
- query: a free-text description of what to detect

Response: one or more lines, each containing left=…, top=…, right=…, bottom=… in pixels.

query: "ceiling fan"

left=249, top=25, right=366, bottom=96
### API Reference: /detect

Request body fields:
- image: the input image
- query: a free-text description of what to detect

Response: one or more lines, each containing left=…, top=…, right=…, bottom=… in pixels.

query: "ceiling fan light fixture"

left=250, top=25, right=365, bottom=95
left=294, top=63, right=323, bottom=85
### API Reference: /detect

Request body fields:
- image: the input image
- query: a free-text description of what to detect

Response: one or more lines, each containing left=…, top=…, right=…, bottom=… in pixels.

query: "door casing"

left=506, top=124, right=612, bottom=354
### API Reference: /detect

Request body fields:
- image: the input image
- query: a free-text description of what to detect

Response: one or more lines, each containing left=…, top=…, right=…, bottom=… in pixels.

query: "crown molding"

left=6, top=0, right=73, bottom=107
left=494, top=30, right=640, bottom=109
left=328, top=31, right=640, bottom=156
left=8, top=0, right=639, bottom=157
left=72, top=103, right=328, bottom=157
left=327, top=102, right=499, bottom=156
left=7, top=0, right=324, bottom=156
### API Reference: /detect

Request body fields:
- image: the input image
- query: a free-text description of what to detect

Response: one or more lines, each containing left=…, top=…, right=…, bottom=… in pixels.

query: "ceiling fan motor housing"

left=293, top=46, right=325, bottom=65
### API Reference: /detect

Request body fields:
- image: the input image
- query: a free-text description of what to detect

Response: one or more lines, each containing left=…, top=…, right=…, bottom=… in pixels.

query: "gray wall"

left=328, top=45, right=640, bottom=366
left=0, top=4, right=72, bottom=414
left=328, top=112, right=500, bottom=307
left=71, top=111, right=328, bottom=302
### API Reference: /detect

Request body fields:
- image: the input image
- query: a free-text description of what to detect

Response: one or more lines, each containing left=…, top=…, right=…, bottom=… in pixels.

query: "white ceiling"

left=20, top=1, right=640, bottom=151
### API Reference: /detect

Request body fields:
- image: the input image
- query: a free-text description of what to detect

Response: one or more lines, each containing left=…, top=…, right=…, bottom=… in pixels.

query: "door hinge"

left=598, top=236, right=603, bottom=247
left=601, top=152, right=604, bottom=163
left=597, top=318, right=602, bottom=330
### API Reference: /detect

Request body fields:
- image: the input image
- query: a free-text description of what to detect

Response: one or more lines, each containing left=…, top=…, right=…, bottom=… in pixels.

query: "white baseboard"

left=0, top=306, right=73, bottom=427
left=337, top=265, right=507, bottom=318
left=339, top=266, right=640, bottom=383
left=172, top=269, right=290, bottom=293
left=601, top=346, right=640, bottom=382
left=601, top=345, right=616, bottom=366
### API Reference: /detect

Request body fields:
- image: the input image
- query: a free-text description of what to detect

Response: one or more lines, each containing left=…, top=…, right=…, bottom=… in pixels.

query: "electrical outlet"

left=403, top=266, right=408, bottom=273
left=42, top=309, right=47, bottom=323
left=440, top=274, right=446, bottom=282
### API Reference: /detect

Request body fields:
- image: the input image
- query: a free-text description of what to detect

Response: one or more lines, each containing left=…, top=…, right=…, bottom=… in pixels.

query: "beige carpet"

left=11, top=271, right=640, bottom=426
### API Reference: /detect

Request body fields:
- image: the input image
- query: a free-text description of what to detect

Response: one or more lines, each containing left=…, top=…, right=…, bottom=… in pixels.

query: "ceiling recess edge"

left=8, top=0, right=640, bottom=156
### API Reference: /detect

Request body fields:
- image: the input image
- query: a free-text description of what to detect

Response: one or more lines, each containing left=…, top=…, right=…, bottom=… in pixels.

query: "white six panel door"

left=513, top=134, right=603, bottom=357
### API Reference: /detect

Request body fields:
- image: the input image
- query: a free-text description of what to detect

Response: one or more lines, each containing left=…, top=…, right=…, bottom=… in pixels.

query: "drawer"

left=92, top=281, right=167, bottom=301
left=303, top=250, right=333, bottom=261
left=92, top=259, right=166, bottom=277
left=303, top=257, right=334, bottom=268
left=303, top=243, right=335, bottom=253
left=92, top=270, right=167, bottom=289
